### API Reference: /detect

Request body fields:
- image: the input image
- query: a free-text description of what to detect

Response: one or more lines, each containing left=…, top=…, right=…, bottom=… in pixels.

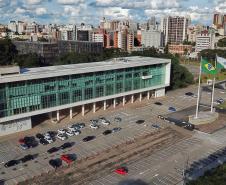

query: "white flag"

left=217, top=56, right=226, bottom=69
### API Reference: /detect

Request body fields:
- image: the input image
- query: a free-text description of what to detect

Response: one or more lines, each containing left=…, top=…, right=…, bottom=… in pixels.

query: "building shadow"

left=118, top=179, right=149, bottom=185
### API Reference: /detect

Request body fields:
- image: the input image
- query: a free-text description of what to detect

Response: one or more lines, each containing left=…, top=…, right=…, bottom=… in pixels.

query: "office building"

left=8, top=21, right=17, bottom=32
left=195, top=31, right=215, bottom=52
left=141, top=30, right=163, bottom=48
left=161, top=16, right=190, bottom=45
left=0, top=56, right=171, bottom=136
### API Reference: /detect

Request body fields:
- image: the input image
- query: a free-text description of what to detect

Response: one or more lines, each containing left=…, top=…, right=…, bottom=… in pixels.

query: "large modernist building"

left=0, top=56, right=171, bottom=136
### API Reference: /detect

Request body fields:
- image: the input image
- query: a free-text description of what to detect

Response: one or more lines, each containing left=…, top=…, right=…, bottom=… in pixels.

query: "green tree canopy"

left=217, top=37, right=226, bottom=47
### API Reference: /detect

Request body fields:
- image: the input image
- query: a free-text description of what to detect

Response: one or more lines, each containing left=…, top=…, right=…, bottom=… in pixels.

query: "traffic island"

left=189, top=111, right=219, bottom=126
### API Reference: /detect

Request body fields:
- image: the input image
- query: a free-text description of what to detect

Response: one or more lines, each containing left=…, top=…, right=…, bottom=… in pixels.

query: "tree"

left=217, top=38, right=226, bottom=47
left=0, top=38, right=18, bottom=65
left=14, top=53, right=40, bottom=67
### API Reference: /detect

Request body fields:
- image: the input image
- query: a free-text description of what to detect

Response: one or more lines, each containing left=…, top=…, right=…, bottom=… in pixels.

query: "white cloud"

left=26, top=0, right=43, bottom=5
left=57, top=0, right=84, bottom=5
left=35, top=7, right=47, bottom=15
left=15, top=7, right=27, bottom=14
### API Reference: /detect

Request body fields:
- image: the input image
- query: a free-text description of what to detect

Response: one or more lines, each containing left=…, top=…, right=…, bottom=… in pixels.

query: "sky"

left=0, top=0, right=226, bottom=25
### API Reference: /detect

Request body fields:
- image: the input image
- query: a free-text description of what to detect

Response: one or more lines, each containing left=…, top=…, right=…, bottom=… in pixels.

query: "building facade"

left=141, top=30, right=163, bottom=48
left=0, top=57, right=171, bottom=136
left=195, top=32, right=215, bottom=52
left=168, top=44, right=193, bottom=55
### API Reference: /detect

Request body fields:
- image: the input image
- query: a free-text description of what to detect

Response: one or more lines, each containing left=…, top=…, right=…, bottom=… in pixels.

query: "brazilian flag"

left=201, top=59, right=217, bottom=75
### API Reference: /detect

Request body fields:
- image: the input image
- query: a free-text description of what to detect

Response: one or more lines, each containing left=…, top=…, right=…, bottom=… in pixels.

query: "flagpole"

left=195, top=56, right=202, bottom=119
left=210, top=56, right=217, bottom=113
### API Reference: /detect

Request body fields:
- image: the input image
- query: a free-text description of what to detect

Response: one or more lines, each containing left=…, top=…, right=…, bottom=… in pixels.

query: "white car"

left=57, top=134, right=67, bottom=141
left=57, top=129, right=66, bottom=134
left=73, top=130, right=81, bottom=135
left=68, top=125, right=77, bottom=132
left=44, top=133, right=51, bottom=138
left=90, top=124, right=99, bottom=129
left=44, top=136, right=53, bottom=143
left=101, top=120, right=110, bottom=126
left=66, top=131, right=74, bottom=137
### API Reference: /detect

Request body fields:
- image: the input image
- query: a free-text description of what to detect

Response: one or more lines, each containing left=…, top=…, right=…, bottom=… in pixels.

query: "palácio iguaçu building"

left=0, top=56, right=171, bottom=136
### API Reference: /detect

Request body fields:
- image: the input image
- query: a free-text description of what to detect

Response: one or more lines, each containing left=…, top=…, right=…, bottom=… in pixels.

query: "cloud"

left=26, top=0, right=43, bottom=4
left=0, top=0, right=10, bottom=8
left=35, top=7, right=47, bottom=15
left=57, top=0, right=84, bottom=5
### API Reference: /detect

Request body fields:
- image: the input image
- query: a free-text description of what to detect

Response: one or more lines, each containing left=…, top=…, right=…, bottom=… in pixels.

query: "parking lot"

left=0, top=85, right=225, bottom=185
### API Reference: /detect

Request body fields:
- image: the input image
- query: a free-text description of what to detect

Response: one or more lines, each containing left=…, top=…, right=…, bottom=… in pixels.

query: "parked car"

left=136, top=120, right=145, bottom=124
left=57, top=134, right=67, bottom=141
left=101, top=120, right=110, bottom=125
left=20, top=154, right=34, bottom=163
left=57, top=129, right=67, bottom=134
left=20, top=143, right=29, bottom=150
left=66, top=130, right=74, bottom=137
left=71, top=124, right=81, bottom=130
left=168, top=106, right=176, bottom=112
left=49, top=159, right=62, bottom=169
left=60, top=154, right=75, bottom=164
left=47, top=147, right=59, bottom=154
left=90, top=124, right=99, bottom=129
left=114, top=117, right=122, bottom=122
left=24, top=136, right=38, bottom=148
left=114, top=167, right=128, bottom=175
left=82, top=136, right=96, bottom=142
left=60, top=142, right=73, bottom=150
left=112, top=127, right=122, bottom=133
left=68, top=125, right=77, bottom=132
left=90, top=119, right=98, bottom=124
left=4, top=160, right=19, bottom=168
left=47, top=131, right=57, bottom=138
left=18, top=138, right=25, bottom=144
left=216, top=98, right=224, bottom=104
left=152, top=124, right=161, bottom=129
left=44, top=136, right=54, bottom=144
left=103, top=130, right=112, bottom=135
left=73, top=130, right=81, bottom=135
left=77, top=123, right=85, bottom=129
left=154, top=102, right=162, bottom=105
left=36, top=133, right=44, bottom=140
left=39, top=138, right=49, bottom=145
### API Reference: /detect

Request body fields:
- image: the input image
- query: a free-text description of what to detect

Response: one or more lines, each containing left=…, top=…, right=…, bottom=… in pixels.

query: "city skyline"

left=0, top=0, right=225, bottom=25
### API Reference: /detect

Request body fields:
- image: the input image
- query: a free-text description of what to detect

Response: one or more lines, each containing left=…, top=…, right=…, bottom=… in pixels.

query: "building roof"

left=0, top=56, right=171, bottom=83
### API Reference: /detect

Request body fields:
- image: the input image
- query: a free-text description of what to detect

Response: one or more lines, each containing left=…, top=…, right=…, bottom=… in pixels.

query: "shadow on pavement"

left=118, top=179, right=149, bottom=185
left=0, top=179, right=5, bottom=185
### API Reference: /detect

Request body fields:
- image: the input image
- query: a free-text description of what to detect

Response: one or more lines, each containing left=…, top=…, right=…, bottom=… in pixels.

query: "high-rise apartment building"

left=127, top=31, right=134, bottom=52
left=195, top=31, right=215, bottom=52
left=161, top=16, right=190, bottom=45
left=8, top=21, right=17, bottom=32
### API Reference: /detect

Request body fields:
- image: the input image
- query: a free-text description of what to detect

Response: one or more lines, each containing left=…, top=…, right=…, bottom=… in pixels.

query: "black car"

left=114, top=117, right=122, bottom=122
left=4, top=160, right=19, bottom=168
left=36, top=133, right=44, bottom=140
left=20, top=154, right=34, bottom=163
left=112, top=127, right=121, bottom=133
left=40, top=138, right=49, bottom=145
left=60, top=142, right=73, bottom=150
left=136, top=120, right=145, bottom=124
left=49, top=159, right=62, bottom=169
left=103, top=130, right=112, bottom=135
left=185, top=92, right=194, bottom=96
left=83, top=136, right=96, bottom=142
left=24, top=136, right=38, bottom=148
left=154, top=102, right=162, bottom=105
left=47, top=147, right=59, bottom=154
left=47, top=131, right=57, bottom=137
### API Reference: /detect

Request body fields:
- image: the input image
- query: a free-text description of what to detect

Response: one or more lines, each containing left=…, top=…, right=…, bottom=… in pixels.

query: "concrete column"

left=93, top=103, right=96, bottom=113
left=123, top=96, right=125, bottom=106
left=104, top=100, right=107, bottom=110
left=113, top=98, right=116, bottom=108
left=70, top=108, right=73, bottom=119
left=82, top=105, right=85, bottom=116
left=131, top=95, right=134, bottom=103
left=147, top=91, right=150, bottom=100
left=139, top=93, right=142, bottom=102
left=56, top=110, right=60, bottom=122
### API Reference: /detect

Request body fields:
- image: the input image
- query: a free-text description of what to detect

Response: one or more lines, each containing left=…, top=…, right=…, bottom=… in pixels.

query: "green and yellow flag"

left=201, top=59, right=217, bottom=75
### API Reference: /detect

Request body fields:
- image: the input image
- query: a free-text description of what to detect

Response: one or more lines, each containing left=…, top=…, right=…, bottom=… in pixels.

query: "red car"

left=60, top=154, right=73, bottom=164
left=114, top=167, right=128, bottom=175
left=18, top=138, right=25, bottom=144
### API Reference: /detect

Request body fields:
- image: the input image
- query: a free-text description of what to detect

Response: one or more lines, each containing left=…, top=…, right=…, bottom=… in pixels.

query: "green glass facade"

left=0, top=64, right=166, bottom=119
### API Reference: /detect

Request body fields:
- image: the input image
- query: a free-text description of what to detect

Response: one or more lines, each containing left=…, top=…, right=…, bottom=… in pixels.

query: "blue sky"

left=0, top=0, right=225, bottom=25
